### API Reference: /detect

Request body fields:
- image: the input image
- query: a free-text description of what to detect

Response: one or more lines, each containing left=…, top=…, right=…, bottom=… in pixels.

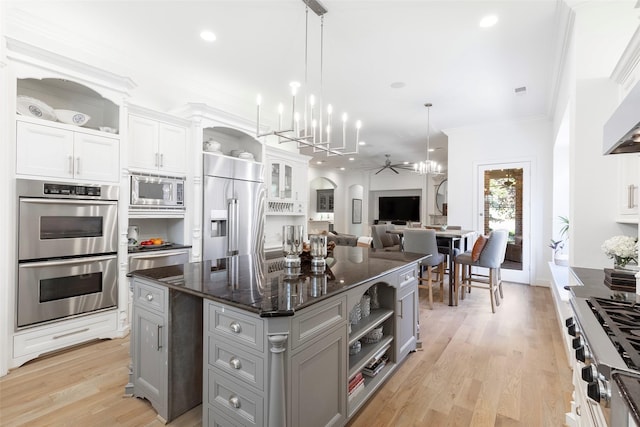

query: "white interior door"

left=475, top=162, right=530, bottom=284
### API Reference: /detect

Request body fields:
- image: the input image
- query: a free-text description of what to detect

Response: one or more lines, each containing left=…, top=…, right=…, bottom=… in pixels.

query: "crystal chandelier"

left=255, top=0, right=361, bottom=156
left=414, top=103, right=442, bottom=175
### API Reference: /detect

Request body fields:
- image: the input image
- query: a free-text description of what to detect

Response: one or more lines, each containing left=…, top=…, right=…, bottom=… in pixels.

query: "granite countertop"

left=130, top=246, right=429, bottom=317
left=568, top=266, right=636, bottom=302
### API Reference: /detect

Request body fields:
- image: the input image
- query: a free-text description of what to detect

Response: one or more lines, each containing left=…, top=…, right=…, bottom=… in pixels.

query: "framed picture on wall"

left=352, top=198, right=362, bottom=224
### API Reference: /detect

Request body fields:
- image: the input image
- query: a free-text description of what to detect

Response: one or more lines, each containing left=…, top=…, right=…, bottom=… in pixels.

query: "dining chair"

left=403, top=229, right=446, bottom=309
left=424, top=225, right=463, bottom=274
left=453, top=229, right=509, bottom=313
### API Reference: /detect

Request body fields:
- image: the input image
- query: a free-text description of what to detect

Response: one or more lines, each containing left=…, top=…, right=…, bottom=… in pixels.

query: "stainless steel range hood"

left=603, top=81, right=640, bottom=154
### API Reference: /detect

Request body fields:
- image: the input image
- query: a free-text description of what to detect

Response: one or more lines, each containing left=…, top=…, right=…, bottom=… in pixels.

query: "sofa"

left=323, top=231, right=372, bottom=248
left=370, top=224, right=401, bottom=251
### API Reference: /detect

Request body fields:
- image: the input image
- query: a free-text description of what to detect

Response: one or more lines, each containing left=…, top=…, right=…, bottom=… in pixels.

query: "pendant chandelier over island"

left=255, top=0, right=362, bottom=157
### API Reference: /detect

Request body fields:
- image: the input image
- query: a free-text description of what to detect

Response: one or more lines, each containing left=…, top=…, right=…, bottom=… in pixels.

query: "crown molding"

left=610, top=24, right=640, bottom=92
left=547, top=0, right=575, bottom=121
left=171, top=102, right=265, bottom=136
left=6, top=37, right=136, bottom=95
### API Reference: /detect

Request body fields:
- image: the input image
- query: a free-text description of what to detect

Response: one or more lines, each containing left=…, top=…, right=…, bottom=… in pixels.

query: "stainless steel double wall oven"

left=16, top=179, right=119, bottom=328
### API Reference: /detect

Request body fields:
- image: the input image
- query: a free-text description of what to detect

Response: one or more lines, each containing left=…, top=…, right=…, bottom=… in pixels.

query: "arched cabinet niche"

left=203, top=126, right=263, bottom=163
left=308, top=176, right=337, bottom=234
left=17, top=78, right=120, bottom=132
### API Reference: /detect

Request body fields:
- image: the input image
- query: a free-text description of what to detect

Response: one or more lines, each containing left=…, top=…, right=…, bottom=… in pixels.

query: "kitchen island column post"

left=268, top=334, right=288, bottom=427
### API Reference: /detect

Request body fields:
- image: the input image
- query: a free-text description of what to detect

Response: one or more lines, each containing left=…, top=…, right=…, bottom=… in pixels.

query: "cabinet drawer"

left=206, top=406, right=243, bottom=427
left=397, top=265, right=417, bottom=287
left=206, top=302, right=264, bottom=352
left=13, top=310, right=117, bottom=359
left=207, top=369, right=264, bottom=427
left=207, top=335, right=265, bottom=391
left=291, top=296, right=346, bottom=351
left=133, top=281, right=167, bottom=314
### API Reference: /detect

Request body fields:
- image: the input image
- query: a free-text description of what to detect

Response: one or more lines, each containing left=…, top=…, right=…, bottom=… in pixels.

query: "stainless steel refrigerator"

left=203, top=153, right=265, bottom=261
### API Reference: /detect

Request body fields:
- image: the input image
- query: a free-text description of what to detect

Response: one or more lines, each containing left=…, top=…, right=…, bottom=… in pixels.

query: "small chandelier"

left=255, top=0, right=361, bottom=156
left=414, top=103, right=442, bottom=175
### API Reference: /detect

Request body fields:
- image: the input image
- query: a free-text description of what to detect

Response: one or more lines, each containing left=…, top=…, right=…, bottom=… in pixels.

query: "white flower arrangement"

left=601, top=235, right=639, bottom=267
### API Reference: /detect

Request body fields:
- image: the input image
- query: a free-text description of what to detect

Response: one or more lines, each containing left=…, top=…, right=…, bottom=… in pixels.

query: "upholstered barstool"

left=403, top=229, right=446, bottom=309
left=453, top=229, right=509, bottom=313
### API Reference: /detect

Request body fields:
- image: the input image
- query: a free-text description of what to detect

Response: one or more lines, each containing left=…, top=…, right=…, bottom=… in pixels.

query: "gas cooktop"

left=588, top=297, right=640, bottom=373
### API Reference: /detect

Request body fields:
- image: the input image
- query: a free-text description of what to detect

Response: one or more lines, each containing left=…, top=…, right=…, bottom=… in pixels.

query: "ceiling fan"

left=374, top=154, right=413, bottom=175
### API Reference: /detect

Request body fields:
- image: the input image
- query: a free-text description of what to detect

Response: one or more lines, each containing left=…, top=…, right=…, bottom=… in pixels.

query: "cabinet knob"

left=229, top=357, right=242, bottom=370
left=146, top=294, right=154, bottom=302
left=229, top=321, right=242, bottom=334
left=405, top=274, right=411, bottom=281
left=229, top=395, right=241, bottom=409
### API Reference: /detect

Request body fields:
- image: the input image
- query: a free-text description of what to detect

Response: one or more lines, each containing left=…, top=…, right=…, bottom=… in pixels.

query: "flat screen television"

left=378, top=196, right=420, bottom=222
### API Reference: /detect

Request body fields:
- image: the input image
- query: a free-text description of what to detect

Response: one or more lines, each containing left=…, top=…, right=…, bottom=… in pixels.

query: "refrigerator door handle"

left=228, top=198, right=239, bottom=255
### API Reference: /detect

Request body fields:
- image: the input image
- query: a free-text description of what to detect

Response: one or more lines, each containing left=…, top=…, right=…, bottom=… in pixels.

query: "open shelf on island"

left=347, top=361, right=396, bottom=417
left=348, top=335, right=393, bottom=378
left=348, top=308, right=393, bottom=346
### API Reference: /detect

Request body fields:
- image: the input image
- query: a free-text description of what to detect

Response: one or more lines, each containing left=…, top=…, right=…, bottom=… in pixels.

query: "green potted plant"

left=549, top=216, right=569, bottom=266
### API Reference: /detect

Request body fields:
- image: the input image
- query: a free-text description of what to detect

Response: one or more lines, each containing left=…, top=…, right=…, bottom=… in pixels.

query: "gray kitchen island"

left=129, top=246, right=427, bottom=427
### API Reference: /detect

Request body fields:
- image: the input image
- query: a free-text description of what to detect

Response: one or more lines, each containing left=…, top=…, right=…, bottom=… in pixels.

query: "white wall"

left=446, top=117, right=552, bottom=285
left=558, top=2, right=639, bottom=269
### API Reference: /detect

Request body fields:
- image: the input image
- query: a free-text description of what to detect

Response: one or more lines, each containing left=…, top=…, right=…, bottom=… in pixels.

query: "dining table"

left=388, top=228, right=476, bottom=306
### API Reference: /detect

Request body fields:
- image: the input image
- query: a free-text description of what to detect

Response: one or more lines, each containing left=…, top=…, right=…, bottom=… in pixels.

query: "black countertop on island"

left=129, top=246, right=429, bottom=317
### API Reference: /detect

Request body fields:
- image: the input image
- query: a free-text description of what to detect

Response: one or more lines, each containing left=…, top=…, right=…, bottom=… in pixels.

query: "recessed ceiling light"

left=200, top=30, right=217, bottom=42
left=428, top=148, right=435, bottom=152
left=358, top=141, right=366, bottom=146
left=479, top=15, right=498, bottom=28
left=349, top=157, right=355, bottom=161
left=390, top=82, right=406, bottom=89
left=339, top=167, right=346, bottom=171
left=403, top=161, right=409, bottom=165
left=316, top=160, right=324, bottom=165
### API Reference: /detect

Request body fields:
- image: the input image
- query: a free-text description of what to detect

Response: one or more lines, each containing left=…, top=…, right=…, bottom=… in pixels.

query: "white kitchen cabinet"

left=616, top=154, right=640, bottom=223
left=265, top=147, right=309, bottom=215
left=264, top=147, right=310, bottom=250
left=16, top=119, right=119, bottom=182
left=128, top=113, right=188, bottom=175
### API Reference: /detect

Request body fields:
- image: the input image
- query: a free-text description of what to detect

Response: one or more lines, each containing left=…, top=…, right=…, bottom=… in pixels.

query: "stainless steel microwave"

left=130, top=174, right=184, bottom=208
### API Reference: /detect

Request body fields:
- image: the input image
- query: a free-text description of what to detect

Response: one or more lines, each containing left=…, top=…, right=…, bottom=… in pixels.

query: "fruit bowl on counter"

left=138, top=238, right=171, bottom=248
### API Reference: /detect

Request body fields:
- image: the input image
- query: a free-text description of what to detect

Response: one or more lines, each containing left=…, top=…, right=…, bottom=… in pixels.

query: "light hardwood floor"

left=0, top=281, right=572, bottom=427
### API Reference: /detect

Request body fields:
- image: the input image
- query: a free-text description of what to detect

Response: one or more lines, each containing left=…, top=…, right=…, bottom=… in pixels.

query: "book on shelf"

left=348, top=380, right=365, bottom=401
left=348, top=376, right=365, bottom=394
left=365, top=344, right=390, bottom=367
left=363, top=354, right=389, bottom=377
left=348, top=372, right=364, bottom=392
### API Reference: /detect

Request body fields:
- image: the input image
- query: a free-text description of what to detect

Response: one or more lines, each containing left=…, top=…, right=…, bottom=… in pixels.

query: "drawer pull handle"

left=229, top=357, right=241, bottom=369
left=157, top=325, right=163, bottom=350
left=405, top=274, right=411, bottom=280
left=230, top=321, right=242, bottom=334
left=53, top=327, right=89, bottom=340
left=229, top=395, right=241, bottom=409
left=146, top=294, right=154, bottom=302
